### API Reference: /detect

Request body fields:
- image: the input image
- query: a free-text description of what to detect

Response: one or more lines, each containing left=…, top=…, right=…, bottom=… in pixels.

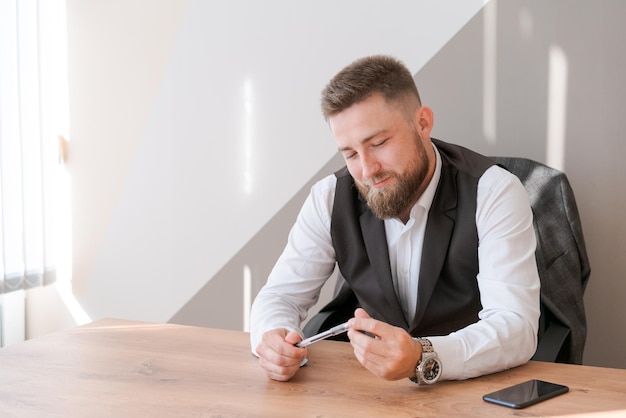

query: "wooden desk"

left=0, top=319, right=625, bottom=417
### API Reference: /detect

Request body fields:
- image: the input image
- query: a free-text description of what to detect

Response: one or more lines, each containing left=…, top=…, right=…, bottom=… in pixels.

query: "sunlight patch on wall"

left=243, top=264, right=252, bottom=332
left=243, top=78, right=254, bottom=195
left=45, top=0, right=90, bottom=326
left=546, top=46, right=568, bottom=171
left=56, top=283, right=91, bottom=325
left=482, top=1, right=497, bottom=144
left=56, top=162, right=90, bottom=325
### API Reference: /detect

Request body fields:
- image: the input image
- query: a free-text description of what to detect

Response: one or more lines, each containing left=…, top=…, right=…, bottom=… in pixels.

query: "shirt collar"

left=409, top=143, right=441, bottom=218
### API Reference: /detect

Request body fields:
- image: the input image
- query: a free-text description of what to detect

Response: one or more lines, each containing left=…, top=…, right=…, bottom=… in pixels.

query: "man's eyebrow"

left=337, top=129, right=387, bottom=152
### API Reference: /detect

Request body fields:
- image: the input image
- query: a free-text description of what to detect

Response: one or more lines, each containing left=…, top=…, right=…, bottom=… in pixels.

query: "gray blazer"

left=493, top=157, right=591, bottom=364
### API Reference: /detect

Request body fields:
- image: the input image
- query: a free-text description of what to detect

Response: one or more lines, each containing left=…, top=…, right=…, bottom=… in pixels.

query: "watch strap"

left=417, top=338, right=434, bottom=354
left=409, top=338, right=439, bottom=385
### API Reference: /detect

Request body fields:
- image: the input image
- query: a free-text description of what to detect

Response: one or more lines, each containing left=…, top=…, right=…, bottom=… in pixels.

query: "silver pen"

left=295, top=321, right=350, bottom=347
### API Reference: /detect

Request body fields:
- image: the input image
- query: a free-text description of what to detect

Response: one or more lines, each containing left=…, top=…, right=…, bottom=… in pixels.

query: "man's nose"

left=361, top=154, right=380, bottom=179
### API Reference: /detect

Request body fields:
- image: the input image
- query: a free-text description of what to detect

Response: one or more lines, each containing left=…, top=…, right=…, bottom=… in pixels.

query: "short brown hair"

left=320, top=55, right=421, bottom=120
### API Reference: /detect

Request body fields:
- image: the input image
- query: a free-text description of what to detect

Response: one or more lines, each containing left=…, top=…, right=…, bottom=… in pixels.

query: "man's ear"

left=415, top=106, right=434, bottom=137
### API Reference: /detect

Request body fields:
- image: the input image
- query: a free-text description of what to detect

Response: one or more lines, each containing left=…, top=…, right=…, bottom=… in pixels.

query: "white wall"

left=62, top=0, right=486, bottom=323
left=28, top=0, right=626, bottom=370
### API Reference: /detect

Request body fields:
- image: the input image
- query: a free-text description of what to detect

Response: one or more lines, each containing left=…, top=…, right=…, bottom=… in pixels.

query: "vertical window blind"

left=0, top=0, right=69, bottom=295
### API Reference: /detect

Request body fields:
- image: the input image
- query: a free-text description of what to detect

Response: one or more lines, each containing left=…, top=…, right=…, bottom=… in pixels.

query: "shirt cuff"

left=249, top=325, right=303, bottom=358
left=427, top=335, right=465, bottom=381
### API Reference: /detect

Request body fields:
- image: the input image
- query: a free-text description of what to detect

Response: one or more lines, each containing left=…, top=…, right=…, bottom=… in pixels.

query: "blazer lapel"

left=359, top=200, right=409, bottom=328
left=411, top=167, right=458, bottom=329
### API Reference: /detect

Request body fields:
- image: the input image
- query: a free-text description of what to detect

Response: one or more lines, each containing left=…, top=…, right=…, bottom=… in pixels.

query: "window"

left=0, top=0, right=70, bottom=295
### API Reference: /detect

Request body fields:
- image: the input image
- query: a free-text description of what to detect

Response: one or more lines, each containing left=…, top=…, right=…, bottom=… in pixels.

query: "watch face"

left=422, top=358, right=442, bottom=382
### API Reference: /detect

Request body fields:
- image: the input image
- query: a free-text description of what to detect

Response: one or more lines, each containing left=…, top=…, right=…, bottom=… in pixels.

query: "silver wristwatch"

left=409, top=338, right=442, bottom=385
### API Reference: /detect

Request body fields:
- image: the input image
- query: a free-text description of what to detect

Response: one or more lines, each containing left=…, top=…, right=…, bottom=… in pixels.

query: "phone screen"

left=483, top=379, right=569, bottom=409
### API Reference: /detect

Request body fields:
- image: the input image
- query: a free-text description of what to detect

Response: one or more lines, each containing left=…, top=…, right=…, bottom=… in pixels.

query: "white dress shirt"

left=250, top=145, right=540, bottom=380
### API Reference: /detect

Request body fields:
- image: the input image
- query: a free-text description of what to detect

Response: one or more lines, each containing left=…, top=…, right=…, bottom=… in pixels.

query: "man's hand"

left=347, top=308, right=422, bottom=381
left=256, top=328, right=307, bottom=381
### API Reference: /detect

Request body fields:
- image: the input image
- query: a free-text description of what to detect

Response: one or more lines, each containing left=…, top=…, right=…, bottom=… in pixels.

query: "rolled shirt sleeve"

left=249, top=175, right=338, bottom=354
left=430, top=166, right=540, bottom=380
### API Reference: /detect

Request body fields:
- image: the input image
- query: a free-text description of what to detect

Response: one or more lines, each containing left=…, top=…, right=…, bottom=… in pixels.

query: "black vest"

left=327, top=138, right=496, bottom=337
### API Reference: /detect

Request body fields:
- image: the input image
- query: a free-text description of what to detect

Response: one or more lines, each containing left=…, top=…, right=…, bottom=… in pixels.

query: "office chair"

left=492, top=157, right=590, bottom=364
left=303, top=157, right=591, bottom=364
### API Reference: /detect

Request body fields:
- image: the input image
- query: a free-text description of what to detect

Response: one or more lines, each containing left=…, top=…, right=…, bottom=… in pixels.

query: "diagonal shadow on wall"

left=169, top=153, right=345, bottom=331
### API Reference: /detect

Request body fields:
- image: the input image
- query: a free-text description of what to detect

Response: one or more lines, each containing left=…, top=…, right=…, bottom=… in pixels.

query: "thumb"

left=285, top=330, right=304, bottom=346
left=354, top=307, right=371, bottom=319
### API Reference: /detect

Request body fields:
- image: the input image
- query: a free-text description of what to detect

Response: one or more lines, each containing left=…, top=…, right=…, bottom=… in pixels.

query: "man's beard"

left=355, top=141, right=429, bottom=220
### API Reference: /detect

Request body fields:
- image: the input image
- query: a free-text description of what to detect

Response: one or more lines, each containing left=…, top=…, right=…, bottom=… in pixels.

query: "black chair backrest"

left=493, top=157, right=590, bottom=364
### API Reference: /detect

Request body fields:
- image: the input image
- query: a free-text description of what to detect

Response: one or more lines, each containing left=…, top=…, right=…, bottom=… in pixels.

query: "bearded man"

left=250, top=55, right=540, bottom=384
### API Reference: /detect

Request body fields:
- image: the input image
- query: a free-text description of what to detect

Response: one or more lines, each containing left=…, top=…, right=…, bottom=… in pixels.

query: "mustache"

left=360, top=172, right=394, bottom=188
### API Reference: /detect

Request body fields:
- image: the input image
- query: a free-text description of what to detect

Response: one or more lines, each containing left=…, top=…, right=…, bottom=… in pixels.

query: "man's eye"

left=344, top=152, right=357, bottom=160
left=372, top=139, right=388, bottom=148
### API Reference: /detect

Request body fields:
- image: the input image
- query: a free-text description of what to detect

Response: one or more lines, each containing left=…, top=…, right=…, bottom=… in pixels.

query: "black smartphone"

left=483, top=379, right=569, bottom=409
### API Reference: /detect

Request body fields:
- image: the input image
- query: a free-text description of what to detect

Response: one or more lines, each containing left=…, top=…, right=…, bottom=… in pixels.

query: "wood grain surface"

left=0, top=318, right=624, bottom=417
